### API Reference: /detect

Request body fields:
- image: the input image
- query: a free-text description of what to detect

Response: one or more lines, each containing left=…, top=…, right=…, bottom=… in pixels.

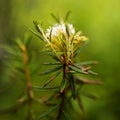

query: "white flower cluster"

left=43, top=22, right=88, bottom=63
left=46, top=23, right=75, bottom=38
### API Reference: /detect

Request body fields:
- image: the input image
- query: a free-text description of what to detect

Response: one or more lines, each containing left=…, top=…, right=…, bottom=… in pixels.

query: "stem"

left=57, top=91, right=65, bottom=120
left=57, top=63, right=67, bottom=120
left=21, top=44, right=34, bottom=101
left=20, top=44, right=34, bottom=120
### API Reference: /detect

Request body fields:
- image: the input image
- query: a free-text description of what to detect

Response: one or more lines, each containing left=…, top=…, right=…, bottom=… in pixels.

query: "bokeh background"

left=0, top=0, right=120, bottom=120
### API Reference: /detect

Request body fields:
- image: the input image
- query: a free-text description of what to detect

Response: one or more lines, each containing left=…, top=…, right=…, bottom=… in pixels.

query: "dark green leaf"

left=65, top=10, right=71, bottom=21
left=69, top=65, right=88, bottom=74
left=62, top=111, right=71, bottom=120
left=33, top=86, right=60, bottom=91
left=74, top=42, right=88, bottom=57
left=29, top=28, right=44, bottom=41
left=60, top=79, right=67, bottom=93
left=3, top=45, right=20, bottom=57
left=43, top=62, right=61, bottom=65
left=43, top=71, right=61, bottom=87
left=76, top=77, right=103, bottom=85
left=49, top=28, right=52, bottom=42
left=67, top=99, right=74, bottom=109
left=38, top=102, right=60, bottom=119
left=77, top=95, right=85, bottom=113
left=67, top=73, right=76, bottom=99
left=46, top=115, right=53, bottom=120
left=88, top=70, right=98, bottom=76
left=45, top=52, right=60, bottom=61
left=40, top=66, right=62, bottom=75
left=51, top=13, right=60, bottom=23
left=33, top=21, right=43, bottom=35
left=65, top=24, right=70, bottom=38
left=23, top=34, right=32, bottom=48
left=16, top=67, right=24, bottom=74
left=44, top=93, right=57, bottom=103
left=81, top=92, right=98, bottom=100
left=77, top=61, right=98, bottom=66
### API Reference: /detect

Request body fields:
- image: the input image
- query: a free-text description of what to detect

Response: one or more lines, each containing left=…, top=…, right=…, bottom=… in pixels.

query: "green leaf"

left=44, top=94, right=57, bottom=103
left=56, top=51, right=64, bottom=55
left=65, top=24, right=70, bottom=38
left=65, top=10, right=71, bottom=21
left=49, top=28, right=52, bottom=42
left=73, top=64, right=98, bottom=76
left=43, top=72, right=61, bottom=87
left=33, top=86, right=60, bottom=91
left=40, top=66, right=62, bottom=75
left=46, top=115, right=53, bottom=120
left=51, top=13, right=60, bottom=23
left=16, top=38, right=24, bottom=49
left=38, top=102, right=60, bottom=119
left=74, top=42, right=88, bottom=57
left=88, top=70, right=98, bottom=76
left=81, top=92, right=98, bottom=100
left=43, top=62, right=61, bottom=65
left=69, top=65, right=88, bottom=74
left=23, top=34, right=32, bottom=48
left=45, top=52, right=60, bottom=61
left=67, top=73, right=76, bottom=99
left=3, top=45, right=20, bottom=57
left=67, top=99, right=74, bottom=109
left=77, top=95, right=85, bottom=113
left=77, top=61, right=98, bottom=66
left=30, top=28, right=44, bottom=41
left=60, top=79, right=67, bottom=93
left=76, top=77, right=102, bottom=85
left=16, top=67, right=24, bottom=74
left=63, top=111, right=71, bottom=120
left=33, top=21, right=43, bottom=35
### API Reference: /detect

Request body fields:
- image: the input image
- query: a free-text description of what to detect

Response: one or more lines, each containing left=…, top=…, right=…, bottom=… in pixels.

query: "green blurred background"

left=0, top=0, right=120, bottom=120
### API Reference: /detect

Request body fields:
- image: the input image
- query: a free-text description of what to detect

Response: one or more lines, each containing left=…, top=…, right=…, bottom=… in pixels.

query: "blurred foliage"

left=0, top=0, right=120, bottom=120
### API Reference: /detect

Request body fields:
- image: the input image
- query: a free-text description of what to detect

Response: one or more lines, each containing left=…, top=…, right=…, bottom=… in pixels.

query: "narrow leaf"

left=77, top=61, right=98, bottom=66
left=81, top=92, right=98, bottom=100
left=38, top=102, right=60, bottom=119
left=43, top=71, right=61, bottom=87
left=56, top=51, right=64, bottom=55
left=65, top=10, right=71, bottom=21
left=45, top=52, right=60, bottom=61
left=67, top=73, right=76, bottom=99
left=77, top=95, right=85, bottom=113
left=23, top=34, right=32, bottom=48
left=33, top=86, right=60, bottom=91
left=88, top=70, right=98, bottom=76
left=60, top=79, right=67, bottom=93
left=65, top=24, right=70, bottom=38
left=74, top=42, right=88, bottom=57
left=33, top=21, right=43, bottom=35
left=49, top=28, right=52, bottom=42
left=29, top=28, right=44, bottom=41
left=62, top=110, right=71, bottom=120
left=51, top=13, right=60, bottom=23
left=76, top=77, right=103, bottom=85
left=67, top=99, right=74, bottom=109
left=16, top=67, right=24, bottom=74
left=3, top=45, right=19, bottom=57
left=40, top=66, right=62, bottom=75
left=69, top=65, right=88, bottom=74
left=46, top=115, right=53, bottom=120
left=43, top=62, right=61, bottom=65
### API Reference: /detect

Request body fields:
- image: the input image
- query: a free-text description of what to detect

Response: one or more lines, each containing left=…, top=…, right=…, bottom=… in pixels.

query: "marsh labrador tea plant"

left=31, top=13, right=102, bottom=120
left=2, top=13, right=102, bottom=120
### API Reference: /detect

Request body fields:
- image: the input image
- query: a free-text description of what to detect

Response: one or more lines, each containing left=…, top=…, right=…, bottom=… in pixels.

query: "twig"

left=20, top=44, right=34, bottom=120
left=57, top=63, right=67, bottom=120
